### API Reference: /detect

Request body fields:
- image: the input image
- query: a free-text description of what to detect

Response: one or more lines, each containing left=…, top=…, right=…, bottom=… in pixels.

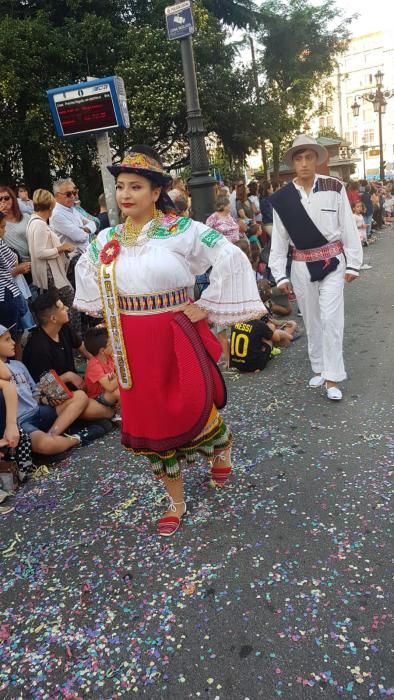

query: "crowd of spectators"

left=0, top=172, right=392, bottom=511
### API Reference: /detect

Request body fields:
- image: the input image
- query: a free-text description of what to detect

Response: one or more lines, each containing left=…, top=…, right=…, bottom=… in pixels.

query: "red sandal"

left=157, top=499, right=186, bottom=537
left=210, top=451, right=232, bottom=486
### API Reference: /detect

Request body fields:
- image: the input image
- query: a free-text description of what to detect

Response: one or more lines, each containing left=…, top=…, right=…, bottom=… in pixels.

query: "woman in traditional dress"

left=74, top=146, right=265, bottom=536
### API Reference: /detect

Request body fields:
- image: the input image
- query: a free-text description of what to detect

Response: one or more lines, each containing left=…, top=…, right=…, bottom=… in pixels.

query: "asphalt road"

left=1, top=226, right=393, bottom=700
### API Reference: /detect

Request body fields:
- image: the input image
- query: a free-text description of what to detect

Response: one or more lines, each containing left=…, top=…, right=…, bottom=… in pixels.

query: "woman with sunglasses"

left=0, top=212, right=32, bottom=358
left=74, top=145, right=265, bottom=537
left=0, top=186, right=31, bottom=264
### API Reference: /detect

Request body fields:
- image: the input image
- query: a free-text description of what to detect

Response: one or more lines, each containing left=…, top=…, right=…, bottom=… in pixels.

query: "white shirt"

left=50, top=203, right=96, bottom=254
left=248, top=194, right=262, bottom=222
left=269, top=175, right=363, bottom=287
left=229, top=191, right=237, bottom=220
left=74, top=216, right=266, bottom=325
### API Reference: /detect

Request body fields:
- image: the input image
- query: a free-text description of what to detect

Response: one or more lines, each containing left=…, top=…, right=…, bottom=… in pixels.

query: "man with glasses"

left=50, top=179, right=97, bottom=255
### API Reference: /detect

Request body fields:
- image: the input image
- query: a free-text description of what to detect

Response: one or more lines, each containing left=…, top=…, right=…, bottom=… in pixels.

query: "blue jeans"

left=0, top=289, right=30, bottom=337
left=18, top=405, right=57, bottom=436
left=363, top=214, right=373, bottom=238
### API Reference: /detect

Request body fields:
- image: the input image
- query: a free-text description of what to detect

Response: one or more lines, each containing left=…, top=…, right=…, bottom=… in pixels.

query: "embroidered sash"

left=292, top=239, right=344, bottom=262
left=98, top=261, right=132, bottom=389
left=270, top=183, right=341, bottom=282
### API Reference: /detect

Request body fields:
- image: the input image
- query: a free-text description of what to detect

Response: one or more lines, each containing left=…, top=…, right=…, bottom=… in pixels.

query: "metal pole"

left=179, top=35, right=215, bottom=222
left=378, top=101, right=384, bottom=180
left=336, top=63, right=344, bottom=137
left=96, top=131, right=119, bottom=226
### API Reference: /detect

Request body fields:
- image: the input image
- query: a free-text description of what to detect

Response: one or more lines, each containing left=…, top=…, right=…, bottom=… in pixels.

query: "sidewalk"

left=1, top=226, right=393, bottom=699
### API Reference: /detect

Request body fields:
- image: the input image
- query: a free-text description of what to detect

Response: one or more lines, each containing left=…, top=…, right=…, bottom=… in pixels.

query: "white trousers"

left=291, top=255, right=347, bottom=382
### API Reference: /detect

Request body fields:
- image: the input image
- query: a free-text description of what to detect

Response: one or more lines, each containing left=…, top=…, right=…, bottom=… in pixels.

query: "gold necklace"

left=120, top=208, right=165, bottom=247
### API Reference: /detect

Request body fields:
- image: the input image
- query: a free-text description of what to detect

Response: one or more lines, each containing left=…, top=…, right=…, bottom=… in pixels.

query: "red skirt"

left=119, top=310, right=226, bottom=452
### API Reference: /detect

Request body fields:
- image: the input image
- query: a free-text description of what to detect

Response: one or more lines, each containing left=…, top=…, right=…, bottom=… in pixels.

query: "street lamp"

left=351, top=71, right=394, bottom=180
left=351, top=99, right=360, bottom=118
left=375, top=70, right=384, bottom=87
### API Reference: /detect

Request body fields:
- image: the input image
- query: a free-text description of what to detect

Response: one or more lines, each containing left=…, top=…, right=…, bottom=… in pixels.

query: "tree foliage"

left=256, top=0, right=352, bottom=178
left=0, top=0, right=259, bottom=200
left=0, top=0, right=353, bottom=200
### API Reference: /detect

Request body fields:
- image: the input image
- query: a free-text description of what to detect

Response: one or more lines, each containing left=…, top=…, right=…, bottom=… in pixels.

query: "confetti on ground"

left=0, top=227, right=393, bottom=698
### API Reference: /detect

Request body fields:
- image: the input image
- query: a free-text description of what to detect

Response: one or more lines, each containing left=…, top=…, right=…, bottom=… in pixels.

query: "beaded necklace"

left=120, top=210, right=165, bottom=247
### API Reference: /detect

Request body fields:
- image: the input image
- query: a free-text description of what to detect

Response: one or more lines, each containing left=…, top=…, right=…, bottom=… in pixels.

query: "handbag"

left=0, top=457, right=19, bottom=492
left=37, top=370, right=73, bottom=407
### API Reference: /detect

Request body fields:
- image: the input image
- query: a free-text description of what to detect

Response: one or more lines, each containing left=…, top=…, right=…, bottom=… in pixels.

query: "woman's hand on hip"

left=344, top=273, right=358, bottom=283
left=182, top=303, right=209, bottom=323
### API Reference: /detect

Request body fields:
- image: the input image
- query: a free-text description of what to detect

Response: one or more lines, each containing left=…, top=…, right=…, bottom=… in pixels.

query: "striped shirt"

left=0, top=239, right=21, bottom=301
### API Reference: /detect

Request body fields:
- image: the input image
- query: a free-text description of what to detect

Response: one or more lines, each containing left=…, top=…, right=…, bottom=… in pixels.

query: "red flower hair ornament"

left=99, top=239, right=121, bottom=265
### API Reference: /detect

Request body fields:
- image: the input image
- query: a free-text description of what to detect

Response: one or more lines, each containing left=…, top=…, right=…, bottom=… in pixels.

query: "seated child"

left=257, top=279, right=297, bottom=328
left=234, top=237, right=251, bottom=257
left=0, top=325, right=89, bottom=456
left=84, top=327, right=120, bottom=409
left=229, top=315, right=293, bottom=373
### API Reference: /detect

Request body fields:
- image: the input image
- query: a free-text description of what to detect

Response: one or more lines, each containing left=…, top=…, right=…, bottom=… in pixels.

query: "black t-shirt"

left=230, top=318, right=273, bottom=372
left=23, top=324, right=82, bottom=382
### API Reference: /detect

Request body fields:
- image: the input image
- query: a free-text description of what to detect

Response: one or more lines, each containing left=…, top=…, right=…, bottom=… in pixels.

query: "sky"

left=314, top=0, right=393, bottom=36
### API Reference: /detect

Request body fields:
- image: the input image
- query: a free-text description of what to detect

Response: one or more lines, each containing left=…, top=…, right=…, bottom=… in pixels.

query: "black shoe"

left=66, top=424, right=106, bottom=446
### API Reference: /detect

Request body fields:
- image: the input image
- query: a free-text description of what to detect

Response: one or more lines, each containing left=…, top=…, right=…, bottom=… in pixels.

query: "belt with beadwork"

left=292, top=239, right=343, bottom=262
left=118, top=287, right=189, bottom=314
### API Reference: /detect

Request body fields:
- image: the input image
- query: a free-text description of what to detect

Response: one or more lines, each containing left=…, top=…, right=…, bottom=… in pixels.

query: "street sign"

left=165, top=1, right=195, bottom=40
left=47, top=76, right=130, bottom=138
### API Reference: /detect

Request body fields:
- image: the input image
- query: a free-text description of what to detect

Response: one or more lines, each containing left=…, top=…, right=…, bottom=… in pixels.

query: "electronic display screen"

left=55, top=91, right=118, bottom=136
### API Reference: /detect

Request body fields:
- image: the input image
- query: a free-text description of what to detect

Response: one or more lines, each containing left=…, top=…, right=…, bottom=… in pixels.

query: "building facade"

left=310, top=30, right=394, bottom=180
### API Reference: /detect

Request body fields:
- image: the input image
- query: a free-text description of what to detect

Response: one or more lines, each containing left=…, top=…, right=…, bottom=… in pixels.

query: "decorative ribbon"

left=98, top=261, right=132, bottom=390
left=292, top=239, right=344, bottom=262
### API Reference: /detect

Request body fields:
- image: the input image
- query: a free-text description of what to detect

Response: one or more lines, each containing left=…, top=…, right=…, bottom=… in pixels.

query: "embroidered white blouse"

left=269, top=175, right=363, bottom=287
left=73, top=216, right=265, bottom=325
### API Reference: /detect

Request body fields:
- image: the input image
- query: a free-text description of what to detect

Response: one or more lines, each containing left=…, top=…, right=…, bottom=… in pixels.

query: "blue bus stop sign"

left=165, top=1, right=195, bottom=40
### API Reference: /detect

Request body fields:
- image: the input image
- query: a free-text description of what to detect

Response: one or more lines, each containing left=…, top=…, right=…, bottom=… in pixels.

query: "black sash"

left=270, top=183, right=340, bottom=282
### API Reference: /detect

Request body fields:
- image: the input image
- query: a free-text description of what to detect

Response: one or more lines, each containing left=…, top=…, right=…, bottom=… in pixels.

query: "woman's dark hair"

left=0, top=186, right=23, bottom=223
left=236, top=183, right=247, bottom=201
left=248, top=181, right=258, bottom=196
left=261, top=181, right=273, bottom=198
left=84, top=326, right=109, bottom=356
left=0, top=211, right=5, bottom=222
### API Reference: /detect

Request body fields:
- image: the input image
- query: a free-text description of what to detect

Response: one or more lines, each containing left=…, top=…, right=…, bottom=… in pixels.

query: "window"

left=352, top=131, right=359, bottom=146
left=327, top=115, right=334, bottom=127
left=363, top=129, right=375, bottom=145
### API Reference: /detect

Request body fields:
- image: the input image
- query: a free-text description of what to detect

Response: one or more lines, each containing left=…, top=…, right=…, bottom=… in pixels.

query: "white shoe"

left=309, top=375, right=325, bottom=388
left=326, top=385, right=342, bottom=401
left=360, top=264, right=372, bottom=270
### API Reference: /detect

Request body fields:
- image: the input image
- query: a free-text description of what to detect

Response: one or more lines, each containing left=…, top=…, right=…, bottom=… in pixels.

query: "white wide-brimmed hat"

left=283, top=134, right=328, bottom=167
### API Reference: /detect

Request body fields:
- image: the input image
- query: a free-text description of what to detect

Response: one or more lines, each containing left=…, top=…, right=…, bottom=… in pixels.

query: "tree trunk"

left=272, top=140, right=280, bottom=183
left=260, top=140, right=268, bottom=179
